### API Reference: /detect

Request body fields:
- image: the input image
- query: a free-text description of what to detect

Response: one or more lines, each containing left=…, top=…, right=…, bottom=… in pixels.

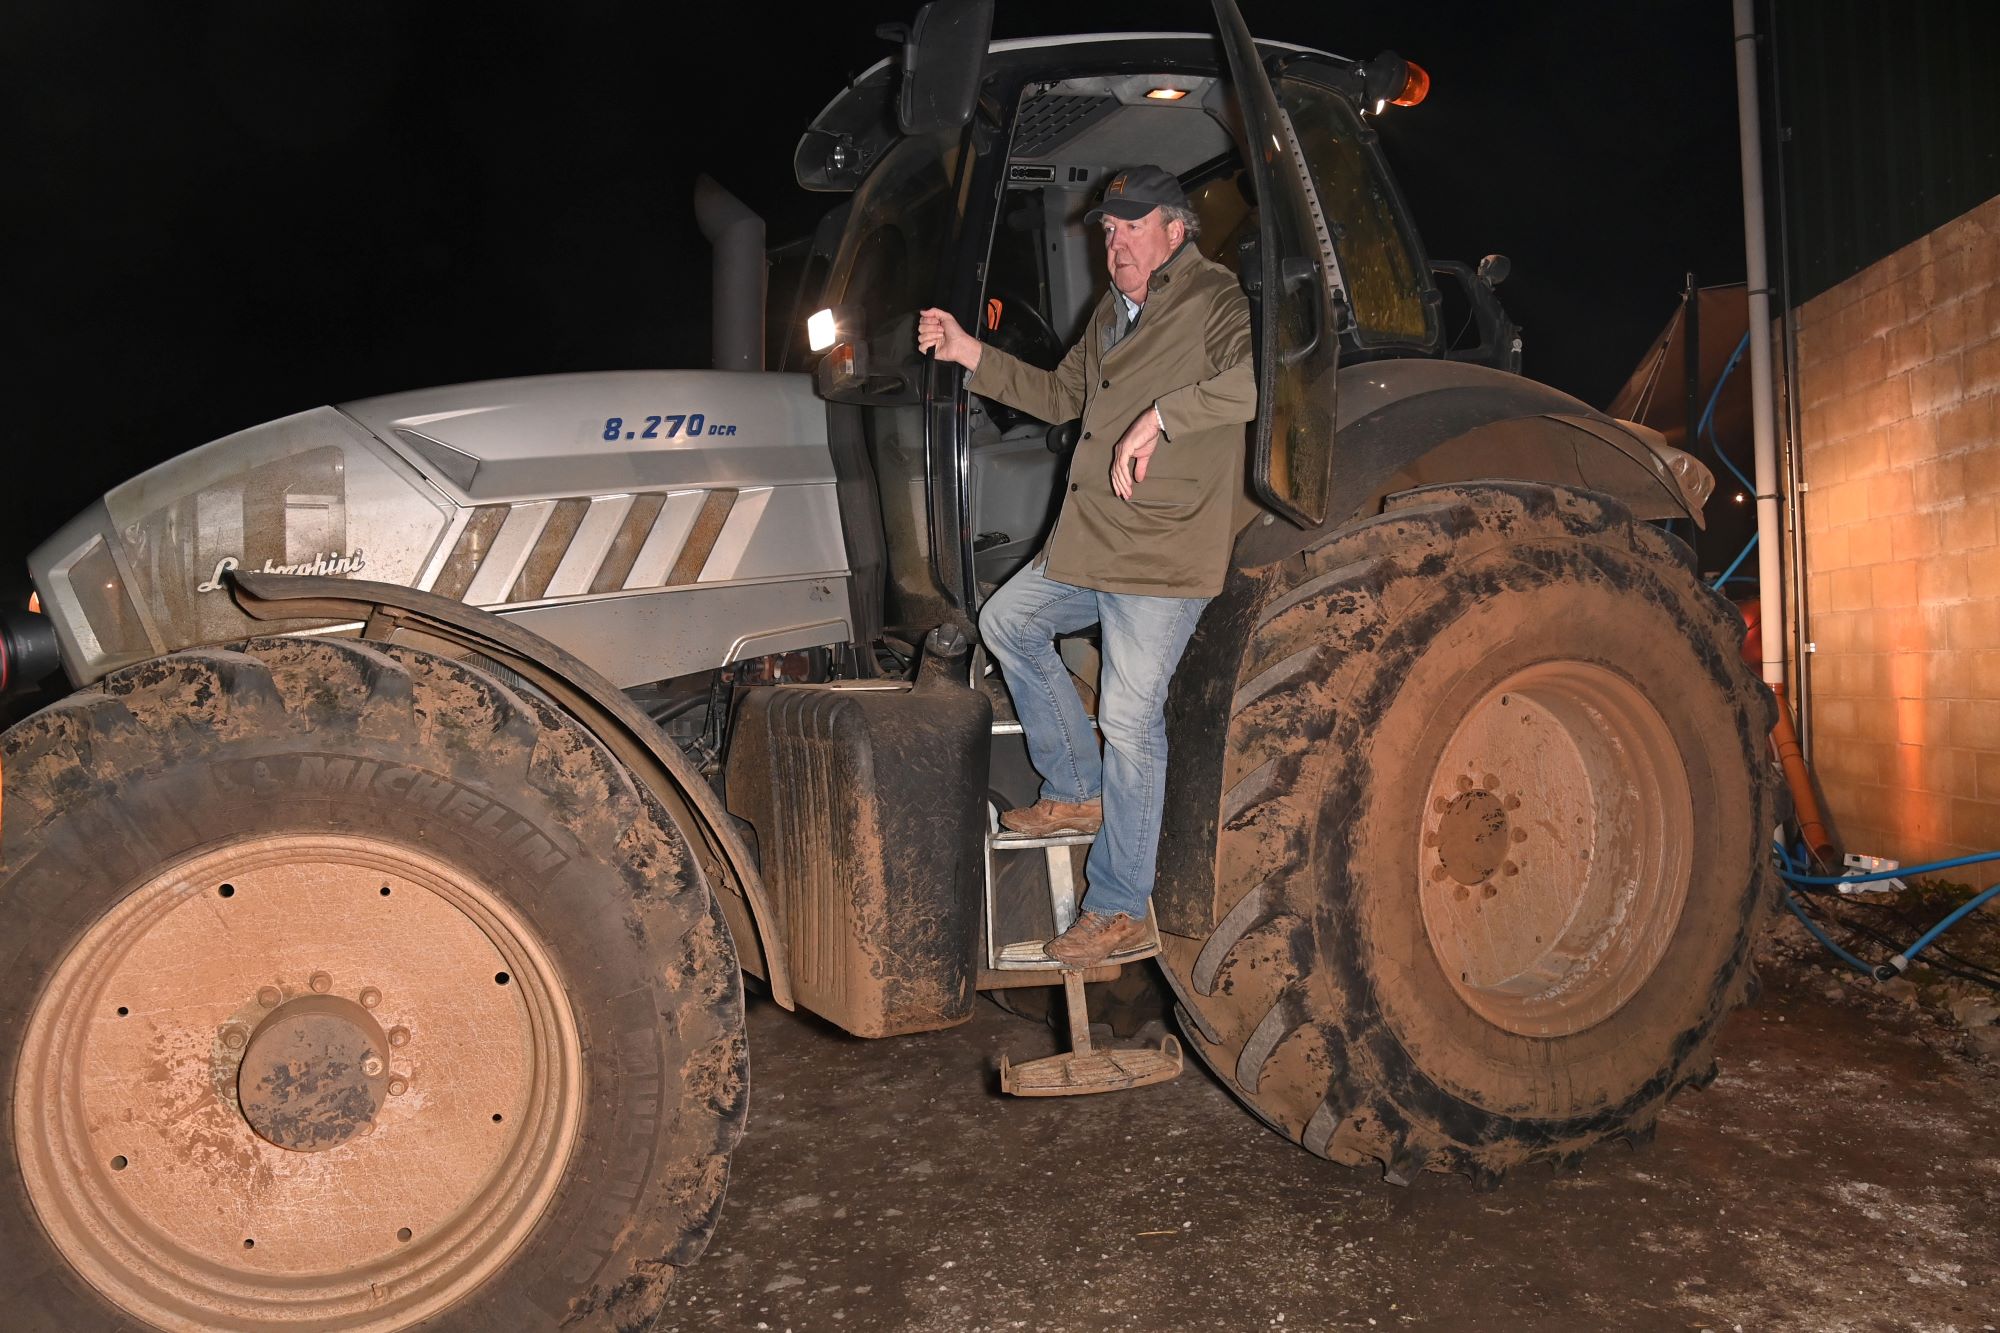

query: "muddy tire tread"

left=0, top=637, right=746, bottom=1331
left=1169, top=482, right=1775, bottom=1185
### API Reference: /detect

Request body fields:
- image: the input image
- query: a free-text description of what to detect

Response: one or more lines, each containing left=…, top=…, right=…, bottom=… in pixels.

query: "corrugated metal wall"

left=1771, top=0, right=2000, bottom=307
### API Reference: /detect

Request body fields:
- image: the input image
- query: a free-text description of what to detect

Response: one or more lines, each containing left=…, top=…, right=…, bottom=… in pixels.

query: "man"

left=916, top=165, right=1256, bottom=968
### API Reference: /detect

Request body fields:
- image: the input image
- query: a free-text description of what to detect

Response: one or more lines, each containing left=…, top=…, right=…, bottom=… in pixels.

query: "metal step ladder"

left=978, top=646, right=1181, bottom=1096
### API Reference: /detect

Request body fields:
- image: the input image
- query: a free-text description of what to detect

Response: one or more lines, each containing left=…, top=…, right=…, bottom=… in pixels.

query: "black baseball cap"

left=1083, top=165, right=1189, bottom=223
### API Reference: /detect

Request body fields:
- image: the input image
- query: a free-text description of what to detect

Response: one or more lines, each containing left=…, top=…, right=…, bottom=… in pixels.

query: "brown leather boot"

left=999, top=796, right=1102, bottom=837
left=1046, top=910, right=1154, bottom=968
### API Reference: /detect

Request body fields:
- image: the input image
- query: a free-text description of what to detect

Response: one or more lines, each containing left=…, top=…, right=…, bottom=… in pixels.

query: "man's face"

left=1101, top=208, right=1183, bottom=302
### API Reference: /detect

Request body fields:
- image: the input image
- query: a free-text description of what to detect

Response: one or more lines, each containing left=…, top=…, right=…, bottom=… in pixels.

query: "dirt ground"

left=663, top=954, right=2000, bottom=1333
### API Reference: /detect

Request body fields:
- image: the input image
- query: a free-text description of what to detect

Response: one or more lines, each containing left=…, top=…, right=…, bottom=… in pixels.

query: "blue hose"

left=1773, top=843, right=2000, bottom=982
left=1711, top=531, right=1758, bottom=590
left=1893, top=881, right=2000, bottom=976
left=1783, top=889, right=1876, bottom=975
left=1776, top=848, right=2000, bottom=886
left=1700, top=332, right=1757, bottom=496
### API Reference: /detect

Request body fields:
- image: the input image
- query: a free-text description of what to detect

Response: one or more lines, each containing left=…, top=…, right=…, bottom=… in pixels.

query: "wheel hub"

left=1434, top=788, right=1509, bottom=887
left=237, top=995, right=392, bottom=1153
left=1417, top=663, right=1694, bottom=1038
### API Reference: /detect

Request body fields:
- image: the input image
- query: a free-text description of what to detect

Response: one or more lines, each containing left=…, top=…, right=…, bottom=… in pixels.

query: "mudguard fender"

left=229, top=571, right=792, bottom=1010
left=1235, top=359, right=1713, bottom=567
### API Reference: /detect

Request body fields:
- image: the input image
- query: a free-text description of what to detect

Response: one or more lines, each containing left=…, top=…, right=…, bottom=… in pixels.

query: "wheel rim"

left=1416, top=662, right=1695, bottom=1038
left=15, top=834, right=584, bottom=1331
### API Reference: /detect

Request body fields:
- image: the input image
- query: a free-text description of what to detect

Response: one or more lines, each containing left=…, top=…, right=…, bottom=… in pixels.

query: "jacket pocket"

left=1128, top=475, right=1202, bottom=509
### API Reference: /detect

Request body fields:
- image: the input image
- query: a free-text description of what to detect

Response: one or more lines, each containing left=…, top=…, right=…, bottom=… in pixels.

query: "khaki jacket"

left=969, top=243, right=1256, bottom=598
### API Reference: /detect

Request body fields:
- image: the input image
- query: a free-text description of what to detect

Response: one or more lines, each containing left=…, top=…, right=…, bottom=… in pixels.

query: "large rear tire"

left=1163, top=483, right=1774, bottom=1184
left=1, top=638, right=746, bottom=1330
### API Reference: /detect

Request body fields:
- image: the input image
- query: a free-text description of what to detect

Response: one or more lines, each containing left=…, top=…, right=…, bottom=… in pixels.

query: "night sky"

left=4, top=1, right=1748, bottom=589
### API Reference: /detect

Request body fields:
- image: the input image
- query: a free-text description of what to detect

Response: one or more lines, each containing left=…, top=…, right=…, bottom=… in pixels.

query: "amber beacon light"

left=1391, top=59, right=1430, bottom=106
left=1358, top=50, right=1430, bottom=114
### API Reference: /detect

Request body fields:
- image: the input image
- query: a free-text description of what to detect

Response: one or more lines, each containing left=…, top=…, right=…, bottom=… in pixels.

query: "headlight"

left=807, top=308, right=839, bottom=353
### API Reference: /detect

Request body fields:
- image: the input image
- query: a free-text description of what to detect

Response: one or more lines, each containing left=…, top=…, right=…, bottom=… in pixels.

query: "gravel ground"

left=663, top=946, right=2000, bottom=1333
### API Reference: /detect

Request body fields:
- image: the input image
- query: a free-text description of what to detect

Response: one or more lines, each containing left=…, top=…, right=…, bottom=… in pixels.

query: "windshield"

left=823, top=129, right=967, bottom=380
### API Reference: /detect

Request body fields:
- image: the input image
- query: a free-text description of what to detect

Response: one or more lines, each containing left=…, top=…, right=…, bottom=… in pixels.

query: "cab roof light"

left=1144, top=87, right=1188, bottom=101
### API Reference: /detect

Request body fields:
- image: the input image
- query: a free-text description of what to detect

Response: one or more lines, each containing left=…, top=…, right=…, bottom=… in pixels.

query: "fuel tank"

left=29, top=371, right=854, bottom=686
left=725, top=635, right=993, bottom=1038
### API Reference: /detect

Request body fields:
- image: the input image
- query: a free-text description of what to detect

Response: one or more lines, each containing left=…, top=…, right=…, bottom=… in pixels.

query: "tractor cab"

left=787, top=4, right=1478, bottom=643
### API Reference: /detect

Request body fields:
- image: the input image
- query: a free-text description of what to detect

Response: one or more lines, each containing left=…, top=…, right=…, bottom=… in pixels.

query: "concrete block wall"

left=1795, top=190, right=2000, bottom=889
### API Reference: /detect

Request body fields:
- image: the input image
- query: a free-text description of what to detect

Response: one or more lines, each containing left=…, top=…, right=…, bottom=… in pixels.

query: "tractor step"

left=999, top=972, right=1182, bottom=1097
left=991, top=936, right=1161, bottom=967
left=983, top=819, right=1162, bottom=970
left=976, top=642, right=1098, bottom=738
left=989, top=828, right=1098, bottom=849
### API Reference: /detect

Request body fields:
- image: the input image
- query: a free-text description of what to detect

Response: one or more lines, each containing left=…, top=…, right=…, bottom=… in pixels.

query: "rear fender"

left=229, top=571, right=792, bottom=1010
left=1235, top=359, right=1712, bottom=567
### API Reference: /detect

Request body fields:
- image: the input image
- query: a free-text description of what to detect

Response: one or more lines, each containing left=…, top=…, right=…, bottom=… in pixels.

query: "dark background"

left=2, top=1, right=1753, bottom=586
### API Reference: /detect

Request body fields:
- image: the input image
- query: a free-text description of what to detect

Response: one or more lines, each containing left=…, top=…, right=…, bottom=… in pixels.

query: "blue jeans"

left=978, top=557, right=1210, bottom=920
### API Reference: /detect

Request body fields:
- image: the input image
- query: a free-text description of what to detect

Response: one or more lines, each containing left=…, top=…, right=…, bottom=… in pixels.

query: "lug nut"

left=1504, top=794, right=1521, bottom=811
left=1481, top=772, right=1498, bottom=789
left=1481, top=883, right=1499, bottom=899
left=388, top=1027, right=410, bottom=1048
left=358, top=987, right=382, bottom=1010
left=1503, top=861, right=1519, bottom=877
left=221, top=1026, right=248, bottom=1051
left=388, top=1077, right=408, bottom=1097
left=1455, top=775, right=1474, bottom=792
left=309, top=971, right=333, bottom=994
left=257, top=986, right=282, bottom=1009
left=1511, top=828, right=1528, bottom=843
left=1432, top=796, right=1452, bottom=814
left=1453, top=885, right=1470, bottom=902
left=362, top=1056, right=384, bottom=1077
left=1428, top=864, right=1449, bottom=882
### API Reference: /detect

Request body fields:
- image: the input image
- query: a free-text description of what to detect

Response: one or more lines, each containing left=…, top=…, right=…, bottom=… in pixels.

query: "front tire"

left=1, top=637, right=746, bottom=1329
left=1164, top=483, right=1774, bottom=1183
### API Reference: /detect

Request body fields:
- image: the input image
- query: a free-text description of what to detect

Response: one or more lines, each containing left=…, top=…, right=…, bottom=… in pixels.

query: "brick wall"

left=1796, top=190, right=2000, bottom=888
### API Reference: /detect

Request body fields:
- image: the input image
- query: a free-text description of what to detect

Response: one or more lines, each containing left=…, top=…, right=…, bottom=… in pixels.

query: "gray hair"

left=1160, top=204, right=1202, bottom=241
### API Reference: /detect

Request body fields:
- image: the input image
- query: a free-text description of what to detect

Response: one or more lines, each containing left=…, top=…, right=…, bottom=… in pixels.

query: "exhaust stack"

left=695, top=175, right=767, bottom=373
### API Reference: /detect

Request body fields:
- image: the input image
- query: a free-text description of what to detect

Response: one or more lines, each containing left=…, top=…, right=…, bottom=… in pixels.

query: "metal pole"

left=1733, top=0, right=1785, bottom=691
left=1683, top=271, right=1701, bottom=491
left=1765, top=0, right=1814, bottom=758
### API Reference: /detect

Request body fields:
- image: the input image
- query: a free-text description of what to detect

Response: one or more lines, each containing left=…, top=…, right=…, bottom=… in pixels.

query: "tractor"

left=0, top=3, right=1772, bottom=1328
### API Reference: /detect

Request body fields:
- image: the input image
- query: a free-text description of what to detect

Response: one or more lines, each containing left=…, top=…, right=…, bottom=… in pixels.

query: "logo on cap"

left=1107, top=175, right=1127, bottom=193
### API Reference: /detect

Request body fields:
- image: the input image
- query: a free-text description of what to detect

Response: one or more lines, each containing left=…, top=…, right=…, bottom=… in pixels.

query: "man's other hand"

left=916, top=308, right=982, bottom=372
left=1110, top=410, right=1162, bottom=500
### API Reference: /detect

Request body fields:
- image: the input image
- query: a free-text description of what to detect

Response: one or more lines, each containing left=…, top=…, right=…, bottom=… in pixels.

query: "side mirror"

left=1432, top=259, right=1523, bottom=374
left=895, top=0, right=993, bottom=136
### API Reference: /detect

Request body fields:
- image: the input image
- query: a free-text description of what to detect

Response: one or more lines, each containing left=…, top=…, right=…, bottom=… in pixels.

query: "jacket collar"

left=1145, top=239, right=1199, bottom=297
left=1098, top=241, right=1201, bottom=356
left=1120, top=240, right=1199, bottom=310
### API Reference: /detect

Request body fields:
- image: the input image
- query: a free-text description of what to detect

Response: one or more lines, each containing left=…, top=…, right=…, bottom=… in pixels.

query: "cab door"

left=1211, top=0, right=1343, bottom=526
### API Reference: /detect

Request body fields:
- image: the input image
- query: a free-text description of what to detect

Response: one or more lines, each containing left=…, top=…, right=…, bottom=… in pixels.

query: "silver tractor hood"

left=29, top=370, right=851, bottom=687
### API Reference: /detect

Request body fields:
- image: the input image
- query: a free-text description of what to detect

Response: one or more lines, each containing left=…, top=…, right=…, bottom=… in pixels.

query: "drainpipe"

left=695, top=174, right=766, bottom=372
left=1733, top=0, right=1785, bottom=692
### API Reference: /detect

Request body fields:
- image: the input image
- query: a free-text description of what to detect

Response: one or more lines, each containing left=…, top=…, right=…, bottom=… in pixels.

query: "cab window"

left=1276, top=76, right=1437, bottom=349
